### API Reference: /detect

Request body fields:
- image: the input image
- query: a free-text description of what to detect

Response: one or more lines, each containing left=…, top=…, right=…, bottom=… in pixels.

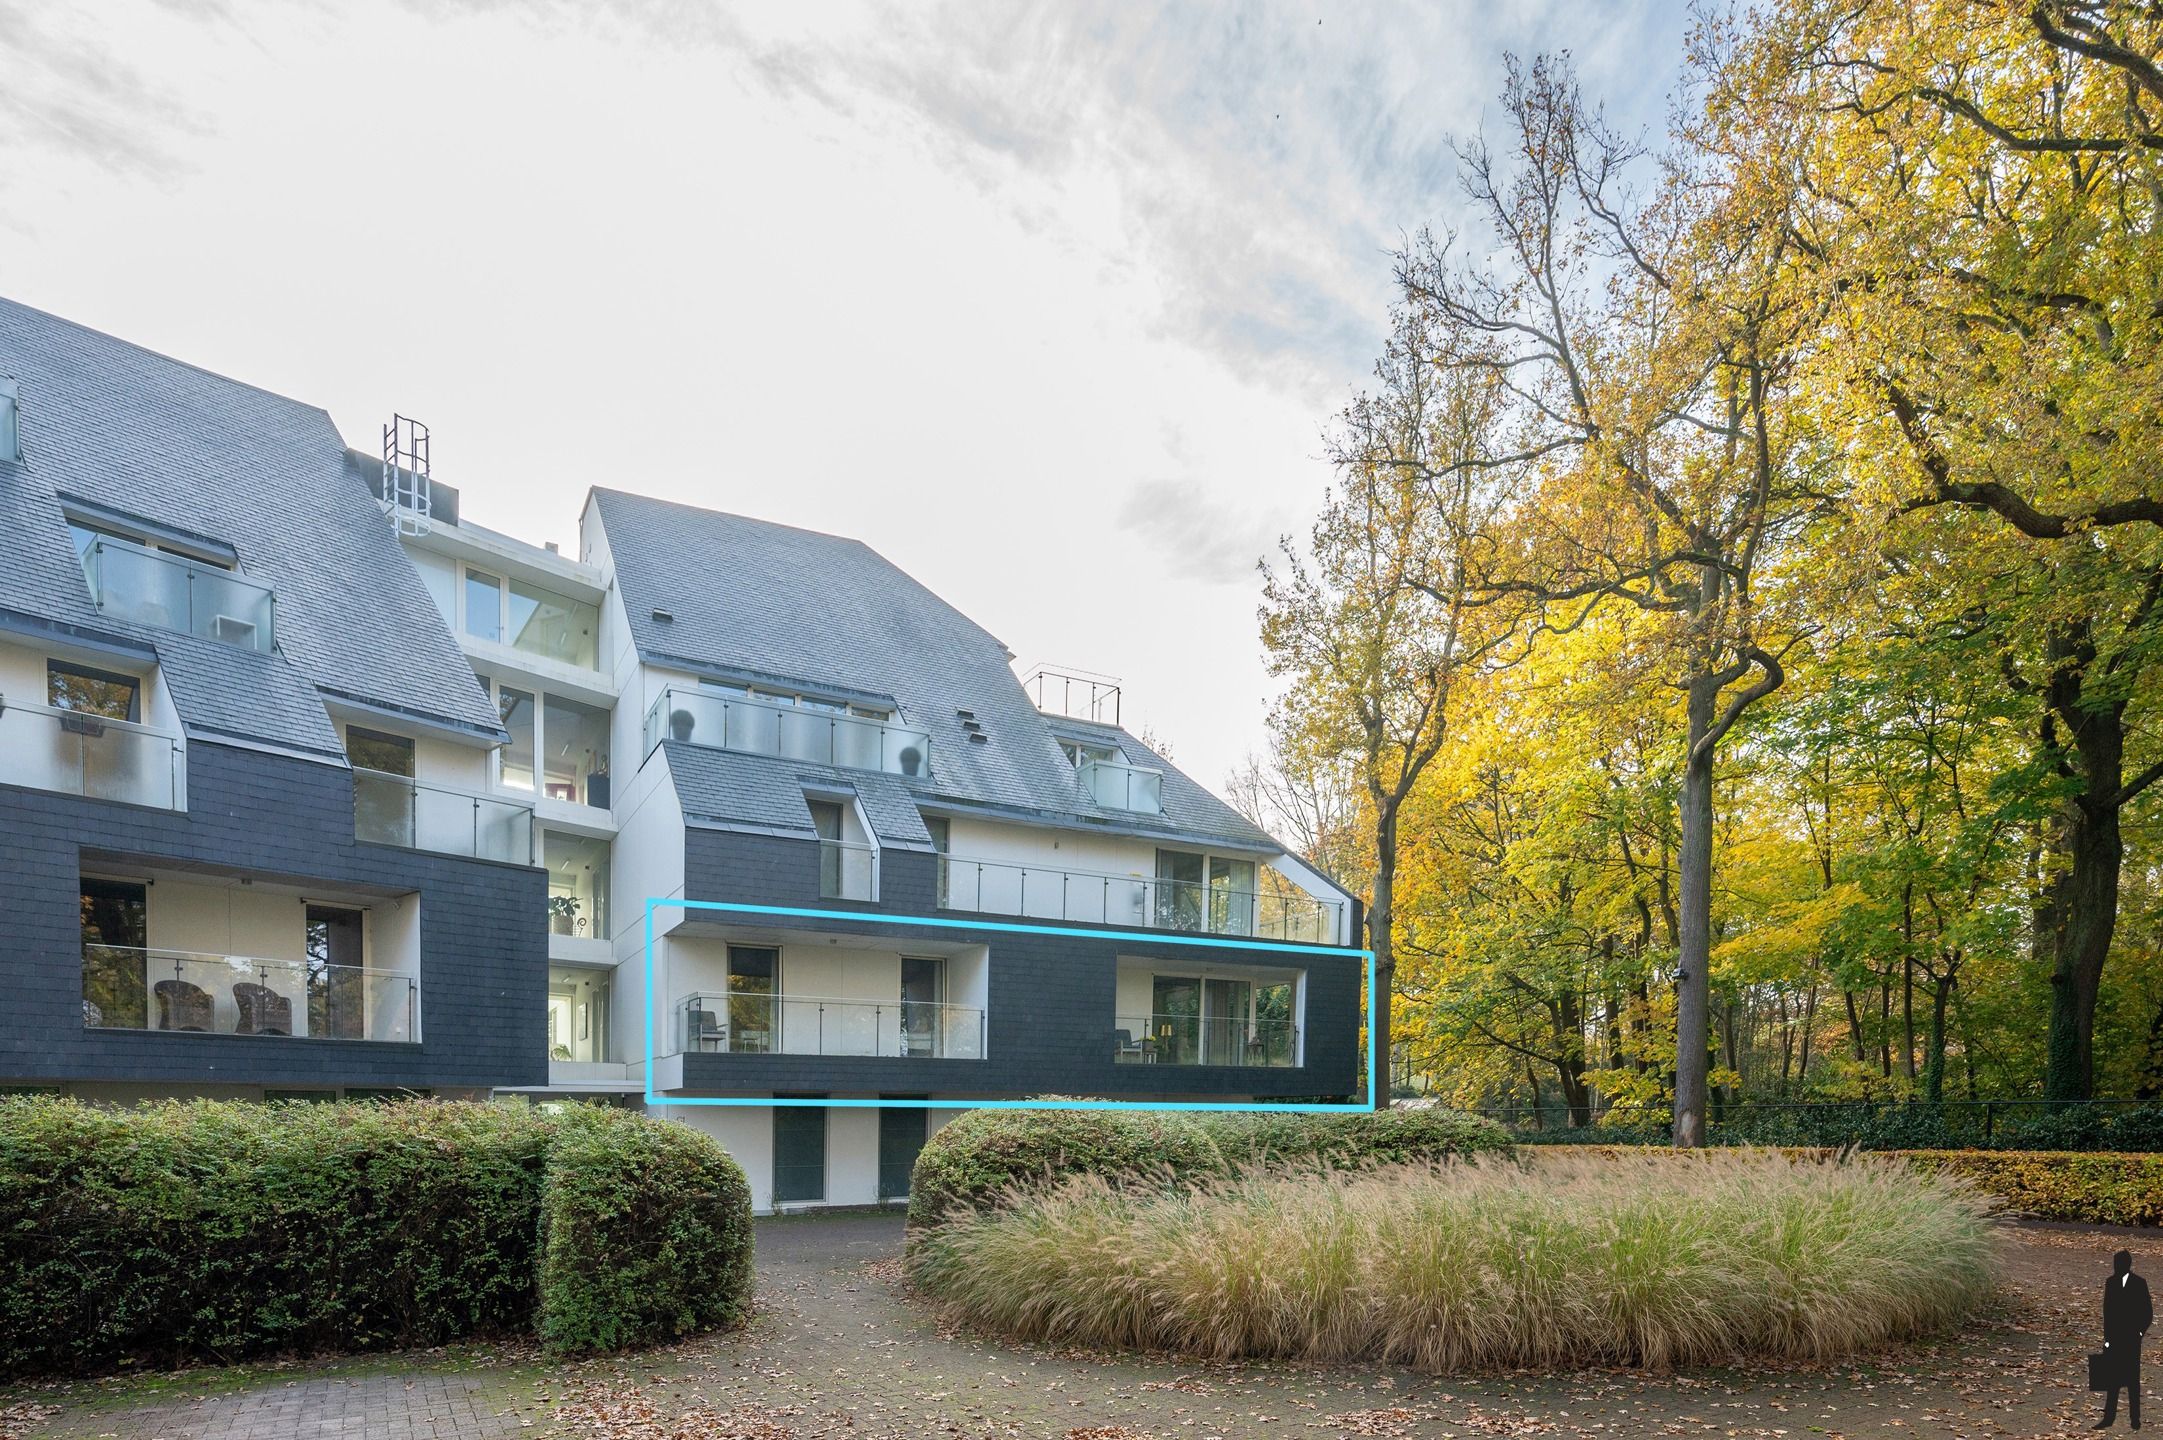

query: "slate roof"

left=590, top=488, right=1281, bottom=852
left=0, top=297, right=502, bottom=755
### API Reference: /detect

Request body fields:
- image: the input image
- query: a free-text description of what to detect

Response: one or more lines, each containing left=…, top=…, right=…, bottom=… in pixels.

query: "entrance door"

left=878, top=1104, right=928, bottom=1201
left=1150, top=976, right=1200, bottom=1064
left=772, top=1104, right=827, bottom=1204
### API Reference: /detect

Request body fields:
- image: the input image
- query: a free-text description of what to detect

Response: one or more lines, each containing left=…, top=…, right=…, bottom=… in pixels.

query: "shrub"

left=906, top=1105, right=1512, bottom=1232
left=538, top=1106, right=755, bottom=1352
left=906, top=1107, right=1227, bottom=1230
left=1897, top=1149, right=2163, bottom=1227
left=0, top=1097, right=753, bottom=1377
left=909, top=1150, right=2001, bottom=1370
left=1201, top=1107, right=1514, bottom=1170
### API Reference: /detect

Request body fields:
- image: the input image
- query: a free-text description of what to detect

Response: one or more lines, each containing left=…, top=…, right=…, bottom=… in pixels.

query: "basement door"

left=877, top=1102, right=929, bottom=1200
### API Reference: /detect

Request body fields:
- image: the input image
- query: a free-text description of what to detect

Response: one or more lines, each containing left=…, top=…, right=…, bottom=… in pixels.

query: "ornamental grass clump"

left=907, top=1149, right=2000, bottom=1371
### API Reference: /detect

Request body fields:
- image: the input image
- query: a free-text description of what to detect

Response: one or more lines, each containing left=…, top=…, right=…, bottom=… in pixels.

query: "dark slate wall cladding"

left=680, top=829, right=1361, bottom=1099
left=0, top=741, right=548, bottom=1089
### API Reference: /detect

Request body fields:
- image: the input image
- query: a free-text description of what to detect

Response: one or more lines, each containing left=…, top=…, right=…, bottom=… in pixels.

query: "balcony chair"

left=686, top=1008, right=725, bottom=1052
left=233, top=982, right=293, bottom=1036
left=153, top=979, right=214, bottom=1032
left=1114, top=1028, right=1143, bottom=1063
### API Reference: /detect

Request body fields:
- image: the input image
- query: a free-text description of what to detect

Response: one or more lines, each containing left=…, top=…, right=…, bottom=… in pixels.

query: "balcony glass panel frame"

left=82, top=945, right=419, bottom=1043
left=0, top=700, right=184, bottom=810
left=674, top=989, right=984, bottom=1060
left=643, top=685, right=932, bottom=779
left=935, top=853, right=1342, bottom=943
left=1113, top=1010, right=1298, bottom=1067
left=85, top=535, right=276, bottom=653
left=1077, top=756, right=1163, bottom=814
left=352, top=767, right=533, bottom=864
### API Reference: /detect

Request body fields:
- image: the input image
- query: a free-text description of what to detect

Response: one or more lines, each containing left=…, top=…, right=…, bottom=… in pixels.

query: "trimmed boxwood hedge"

left=906, top=1104, right=1513, bottom=1230
left=538, top=1105, right=755, bottom=1353
left=1896, top=1149, right=2163, bottom=1227
left=0, top=1097, right=752, bottom=1377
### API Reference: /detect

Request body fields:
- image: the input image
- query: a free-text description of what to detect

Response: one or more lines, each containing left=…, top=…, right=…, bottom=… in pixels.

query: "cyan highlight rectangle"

left=641, top=896, right=1377, bottom=1113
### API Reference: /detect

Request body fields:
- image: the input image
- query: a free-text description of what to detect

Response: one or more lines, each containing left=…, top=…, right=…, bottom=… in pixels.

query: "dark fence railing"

left=1469, top=1098, right=2163, bottom=1152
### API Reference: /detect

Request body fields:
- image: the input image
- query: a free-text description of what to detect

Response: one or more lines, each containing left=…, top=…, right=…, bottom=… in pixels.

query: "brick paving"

left=12, top=1212, right=2157, bottom=1438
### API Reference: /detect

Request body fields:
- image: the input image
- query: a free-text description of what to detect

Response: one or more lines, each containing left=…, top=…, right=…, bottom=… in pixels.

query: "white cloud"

left=0, top=0, right=1687, bottom=794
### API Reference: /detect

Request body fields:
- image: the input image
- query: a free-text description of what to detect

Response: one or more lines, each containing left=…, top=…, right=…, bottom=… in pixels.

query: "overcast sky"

left=2, top=0, right=1683, bottom=795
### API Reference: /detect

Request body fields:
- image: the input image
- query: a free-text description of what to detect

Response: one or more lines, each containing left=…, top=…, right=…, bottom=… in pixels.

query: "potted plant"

left=549, top=894, right=582, bottom=937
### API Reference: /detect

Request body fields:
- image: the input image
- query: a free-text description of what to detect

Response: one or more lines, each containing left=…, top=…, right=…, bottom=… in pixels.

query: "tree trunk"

left=1901, top=886, right=1917, bottom=1081
left=1558, top=988, right=1591, bottom=1126
left=1843, top=989, right=1866, bottom=1062
left=1672, top=675, right=1719, bottom=1148
left=1367, top=819, right=1397, bottom=1110
left=2040, top=646, right=2128, bottom=1105
left=1923, top=965, right=1951, bottom=1104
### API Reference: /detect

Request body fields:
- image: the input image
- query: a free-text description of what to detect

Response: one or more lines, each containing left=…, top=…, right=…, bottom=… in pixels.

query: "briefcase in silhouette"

left=2089, top=1350, right=2115, bottom=1391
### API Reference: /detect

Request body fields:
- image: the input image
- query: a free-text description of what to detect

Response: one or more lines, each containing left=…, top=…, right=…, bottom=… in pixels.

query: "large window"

left=464, top=567, right=599, bottom=669
left=464, top=569, right=503, bottom=644
left=548, top=965, right=610, bottom=1063
left=545, top=831, right=610, bottom=940
left=48, top=661, right=140, bottom=722
left=541, top=694, right=610, bottom=806
left=498, top=686, right=537, bottom=790
left=305, top=905, right=366, bottom=1040
left=727, top=945, right=778, bottom=1054
left=489, top=681, right=610, bottom=808
left=80, top=876, right=148, bottom=1030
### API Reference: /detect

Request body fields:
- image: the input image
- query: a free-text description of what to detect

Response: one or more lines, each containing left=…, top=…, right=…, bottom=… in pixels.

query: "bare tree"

left=1397, top=56, right=1820, bottom=1144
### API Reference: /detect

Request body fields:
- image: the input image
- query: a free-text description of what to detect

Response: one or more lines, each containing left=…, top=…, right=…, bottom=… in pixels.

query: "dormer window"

left=0, top=377, right=18, bottom=463
left=1058, top=739, right=1119, bottom=768
left=69, top=512, right=275, bottom=653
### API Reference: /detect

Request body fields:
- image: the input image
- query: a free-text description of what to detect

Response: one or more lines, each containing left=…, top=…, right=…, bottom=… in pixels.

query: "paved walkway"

left=10, top=1212, right=2156, bottom=1439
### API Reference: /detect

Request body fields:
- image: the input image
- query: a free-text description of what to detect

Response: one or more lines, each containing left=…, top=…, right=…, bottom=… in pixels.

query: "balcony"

left=643, top=686, right=931, bottom=779
left=352, top=768, right=533, bottom=864
left=84, top=536, right=275, bottom=652
left=1114, top=1012, right=1297, bottom=1067
left=938, top=854, right=1343, bottom=943
left=1078, top=756, right=1162, bottom=814
left=82, top=946, right=418, bottom=1042
left=818, top=837, right=879, bottom=901
left=674, top=991, right=985, bottom=1059
left=0, top=702, right=183, bottom=810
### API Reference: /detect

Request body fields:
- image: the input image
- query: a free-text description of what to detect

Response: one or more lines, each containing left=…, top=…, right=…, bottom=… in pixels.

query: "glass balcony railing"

left=818, top=837, right=880, bottom=901
left=352, top=768, right=533, bottom=864
left=0, top=702, right=184, bottom=810
left=1114, top=1012, right=1298, bottom=1067
left=85, top=536, right=276, bottom=652
left=642, top=686, right=932, bottom=778
left=937, top=855, right=1343, bottom=943
left=1078, top=757, right=1163, bottom=814
left=82, top=945, right=418, bottom=1042
left=674, top=991, right=985, bottom=1059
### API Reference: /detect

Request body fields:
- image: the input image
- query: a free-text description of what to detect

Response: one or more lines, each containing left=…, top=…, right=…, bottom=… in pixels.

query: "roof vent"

left=968, top=732, right=989, bottom=744
left=956, top=708, right=976, bottom=721
left=652, top=607, right=674, bottom=623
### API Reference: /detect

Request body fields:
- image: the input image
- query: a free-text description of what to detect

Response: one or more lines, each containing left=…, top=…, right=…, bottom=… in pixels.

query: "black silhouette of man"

left=2097, top=1249, right=2152, bottom=1430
